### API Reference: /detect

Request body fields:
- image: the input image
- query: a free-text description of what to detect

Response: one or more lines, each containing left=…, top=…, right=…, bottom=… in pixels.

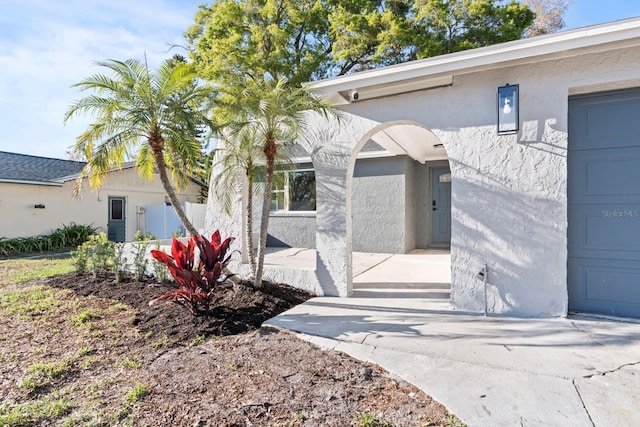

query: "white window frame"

left=270, top=168, right=315, bottom=213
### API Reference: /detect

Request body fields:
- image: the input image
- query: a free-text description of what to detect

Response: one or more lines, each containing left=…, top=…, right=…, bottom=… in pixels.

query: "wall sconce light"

left=497, top=84, right=519, bottom=135
left=34, top=204, right=45, bottom=209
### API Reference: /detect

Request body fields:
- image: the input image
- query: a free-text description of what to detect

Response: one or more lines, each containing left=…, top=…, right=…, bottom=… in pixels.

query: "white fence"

left=185, top=202, right=207, bottom=234
left=143, top=202, right=207, bottom=239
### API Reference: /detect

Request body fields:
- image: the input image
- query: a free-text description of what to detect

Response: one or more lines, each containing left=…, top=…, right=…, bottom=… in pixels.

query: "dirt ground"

left=0, top=270, right=460, bottom=426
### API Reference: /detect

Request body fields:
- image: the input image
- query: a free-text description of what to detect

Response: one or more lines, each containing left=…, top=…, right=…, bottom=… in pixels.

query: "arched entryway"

left=345, top=120, right=452, bottom=297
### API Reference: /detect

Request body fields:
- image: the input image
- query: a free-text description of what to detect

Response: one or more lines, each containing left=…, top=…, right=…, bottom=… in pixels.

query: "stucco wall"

left=404, top=158, right=417, bottom=252
left=337, top=46, right=640, bottom=316
left=266, top=214, right=316, bottom=247
left=205, top=44, right=640, bottom=310
left=352, top=156, right=408, bottom=253
left=251, top=156, right=417, bottom=252
left=0, top=168, right=201, bottom=241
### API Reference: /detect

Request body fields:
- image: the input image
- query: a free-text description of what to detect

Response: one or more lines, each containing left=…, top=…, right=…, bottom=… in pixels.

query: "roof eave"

left=306, top=17, right=640, bottom=103
left=0, top=178, right=64, bottom=187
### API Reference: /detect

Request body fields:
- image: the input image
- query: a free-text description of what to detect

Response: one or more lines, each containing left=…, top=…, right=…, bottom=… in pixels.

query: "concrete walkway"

left=264, top=252, right=640, bottom=426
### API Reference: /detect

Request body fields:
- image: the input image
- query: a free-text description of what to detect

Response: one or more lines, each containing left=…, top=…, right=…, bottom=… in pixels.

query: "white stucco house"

left=206, top=18, right=640, bottom=319
left=0, top=151, right=205, bottom=242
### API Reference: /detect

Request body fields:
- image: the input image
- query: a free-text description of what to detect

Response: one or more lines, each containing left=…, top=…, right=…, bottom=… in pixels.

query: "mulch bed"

left=12, top=272, right=458, bottom=426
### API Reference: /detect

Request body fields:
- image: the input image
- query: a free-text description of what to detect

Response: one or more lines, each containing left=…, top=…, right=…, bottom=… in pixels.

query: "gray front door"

left=568, top=89, right=640, bottom=318
left=431, top=167, right=451, bottom=245
left=107, top=197, right=126, bottom=242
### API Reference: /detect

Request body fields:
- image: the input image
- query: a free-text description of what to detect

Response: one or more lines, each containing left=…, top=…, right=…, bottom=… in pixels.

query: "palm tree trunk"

left=152, top=149, right=199, bottom=236
left=246, top=174, right=256, bottom=276
left=254, top=138, right=276, bottom=288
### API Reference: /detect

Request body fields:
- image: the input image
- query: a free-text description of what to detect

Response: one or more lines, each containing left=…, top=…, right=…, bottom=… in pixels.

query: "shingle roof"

left=0, top=151, right=86, bottom=184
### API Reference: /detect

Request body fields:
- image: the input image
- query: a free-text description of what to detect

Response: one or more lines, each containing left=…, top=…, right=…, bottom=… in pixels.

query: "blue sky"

left=1, top=0, right=640, bottom=160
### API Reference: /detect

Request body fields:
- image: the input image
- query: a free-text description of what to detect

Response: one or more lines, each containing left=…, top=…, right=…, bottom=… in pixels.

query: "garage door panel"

left=569, top=147, right=640, bottom=201
left=569, top=204, right=640, bottom=259
left=570, top=91, right=640, bottom=150
left=568, top=259, right=640, bottom=317
left=569, top=89, right=640, bottom=318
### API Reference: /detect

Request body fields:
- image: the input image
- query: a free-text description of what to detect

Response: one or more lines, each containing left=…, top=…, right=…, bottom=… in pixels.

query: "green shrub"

left=73, top=233, right=115, bottom=277
left=114, top=243, right=129, bottom=283
left=132, top=240, right=150, bottom=281
left=71, top=244, right=89, bottom=275
left=0, top=223, right=95, bottom=258
left=150, top=241, right=169, bottom=283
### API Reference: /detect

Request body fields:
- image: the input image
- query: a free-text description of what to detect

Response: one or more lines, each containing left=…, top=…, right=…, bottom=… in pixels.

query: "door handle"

left=432, top=200, right=437, bottom=211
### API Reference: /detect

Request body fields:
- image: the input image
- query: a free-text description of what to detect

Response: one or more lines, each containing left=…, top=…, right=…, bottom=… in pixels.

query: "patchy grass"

left=358, top=412, right=393, bottom=427
left=0, top=257, right=461, bottom=426
left=0, top=285, right=68, bottom=321
left=121, top=359, right=143, bottom=369
left=0, top=257, right=74, bottom=287
left=20, top=360, right=71, bottom=391
left=190, top=334, right=206, bottom=346
left=0, top=397, right=71, bottom=426
left=73, top=308, right=101, bottom=327
left=0, top=258, right=144, bottom=425
left=123, top=382, right=150, bottom=404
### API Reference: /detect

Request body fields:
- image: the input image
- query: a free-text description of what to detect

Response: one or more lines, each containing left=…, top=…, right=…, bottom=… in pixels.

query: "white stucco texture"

left=204, top=44, right=640, bottom=317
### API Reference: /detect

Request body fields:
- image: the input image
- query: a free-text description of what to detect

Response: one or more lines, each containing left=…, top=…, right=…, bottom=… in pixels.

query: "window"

left=270, top=169, right=316, bottom=212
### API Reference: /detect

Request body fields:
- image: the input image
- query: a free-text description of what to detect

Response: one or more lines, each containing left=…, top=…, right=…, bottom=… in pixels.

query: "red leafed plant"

left=149, top=230, right=236, bottom=316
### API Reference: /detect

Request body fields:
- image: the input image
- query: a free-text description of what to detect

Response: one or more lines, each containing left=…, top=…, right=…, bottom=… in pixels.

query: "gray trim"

left=0, top=179, right=63, bottom=187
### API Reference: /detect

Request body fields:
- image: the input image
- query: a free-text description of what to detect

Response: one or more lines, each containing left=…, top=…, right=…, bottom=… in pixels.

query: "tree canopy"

left=64, top=58, right=214, bottom=235
left=187, top=0, right=538, bottom=85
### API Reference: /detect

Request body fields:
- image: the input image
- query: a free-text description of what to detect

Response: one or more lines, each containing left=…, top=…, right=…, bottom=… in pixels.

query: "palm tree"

left=212, top=127, right=263, bottom=276
left=227, top=76, right=336, bottom=287
left=211, top=126, right=293, bottom=277
left=64, top=58, right=214, bottom=236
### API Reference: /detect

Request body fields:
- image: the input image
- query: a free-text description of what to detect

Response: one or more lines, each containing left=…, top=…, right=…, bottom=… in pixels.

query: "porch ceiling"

left=370, top=123, right=448, bottom=163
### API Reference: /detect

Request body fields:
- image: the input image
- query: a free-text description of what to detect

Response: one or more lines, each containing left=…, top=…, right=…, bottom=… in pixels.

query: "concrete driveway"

left=264, top=250, right=640, bottom=426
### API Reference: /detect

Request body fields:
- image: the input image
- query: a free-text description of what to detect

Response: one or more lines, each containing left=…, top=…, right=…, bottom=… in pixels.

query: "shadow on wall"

left=304, top=125, right=354, bottom=297
left=450, top=156, right=567, bottom=317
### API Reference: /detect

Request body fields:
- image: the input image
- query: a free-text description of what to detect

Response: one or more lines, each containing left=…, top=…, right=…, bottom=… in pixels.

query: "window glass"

left=111, top=199, right=123, bottom=220
left=271, top=191, right=285, bottom=211
left=439, top=173, right=452, bottom=183
left=289, top=170, right=316, bottom=211
left=269, top=169, right=316, bottom=212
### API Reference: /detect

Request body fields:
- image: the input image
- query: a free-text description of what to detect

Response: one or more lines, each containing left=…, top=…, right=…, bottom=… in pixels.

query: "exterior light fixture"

left=497, top=84, right=519, bottom=135
left=34, top=204, right=45, bottom=209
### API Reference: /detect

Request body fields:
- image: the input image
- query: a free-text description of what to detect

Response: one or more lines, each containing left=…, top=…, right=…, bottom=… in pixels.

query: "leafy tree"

left=64, top=59, right=214, bottom=236
left=327, top=0, right=414, bottom=74
left=410, top=0, right=535, bottom=57
left=521, top=0, right=570, bottom=37
left=186, top=0, right=333, bottom=87
left=188, top=0, right=536, bottom=83
left=223, top=76, right=335, bottom=287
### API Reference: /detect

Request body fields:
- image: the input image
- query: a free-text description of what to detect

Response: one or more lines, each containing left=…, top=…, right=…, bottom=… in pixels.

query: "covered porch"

left=261, top=247, right=451, bottom=302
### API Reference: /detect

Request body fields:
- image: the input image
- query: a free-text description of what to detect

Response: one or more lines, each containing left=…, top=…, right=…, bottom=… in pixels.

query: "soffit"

left=370, top=124, right=447, bottom=163
left=308, top=17, right=640, bottom=104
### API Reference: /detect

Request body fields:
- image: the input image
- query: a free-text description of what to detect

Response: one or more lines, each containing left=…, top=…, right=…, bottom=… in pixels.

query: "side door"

left=107, top=197, right=126, bottom=242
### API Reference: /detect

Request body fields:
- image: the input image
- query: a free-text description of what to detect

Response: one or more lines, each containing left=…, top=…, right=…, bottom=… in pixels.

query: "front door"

left=431, top=167, right=451, bottom=245
left=107, top=197, right=126, bottom=242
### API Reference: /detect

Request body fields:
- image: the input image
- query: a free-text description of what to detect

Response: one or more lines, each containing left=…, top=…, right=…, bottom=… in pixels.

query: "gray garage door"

left=568, top=89, right=640, bottom=318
